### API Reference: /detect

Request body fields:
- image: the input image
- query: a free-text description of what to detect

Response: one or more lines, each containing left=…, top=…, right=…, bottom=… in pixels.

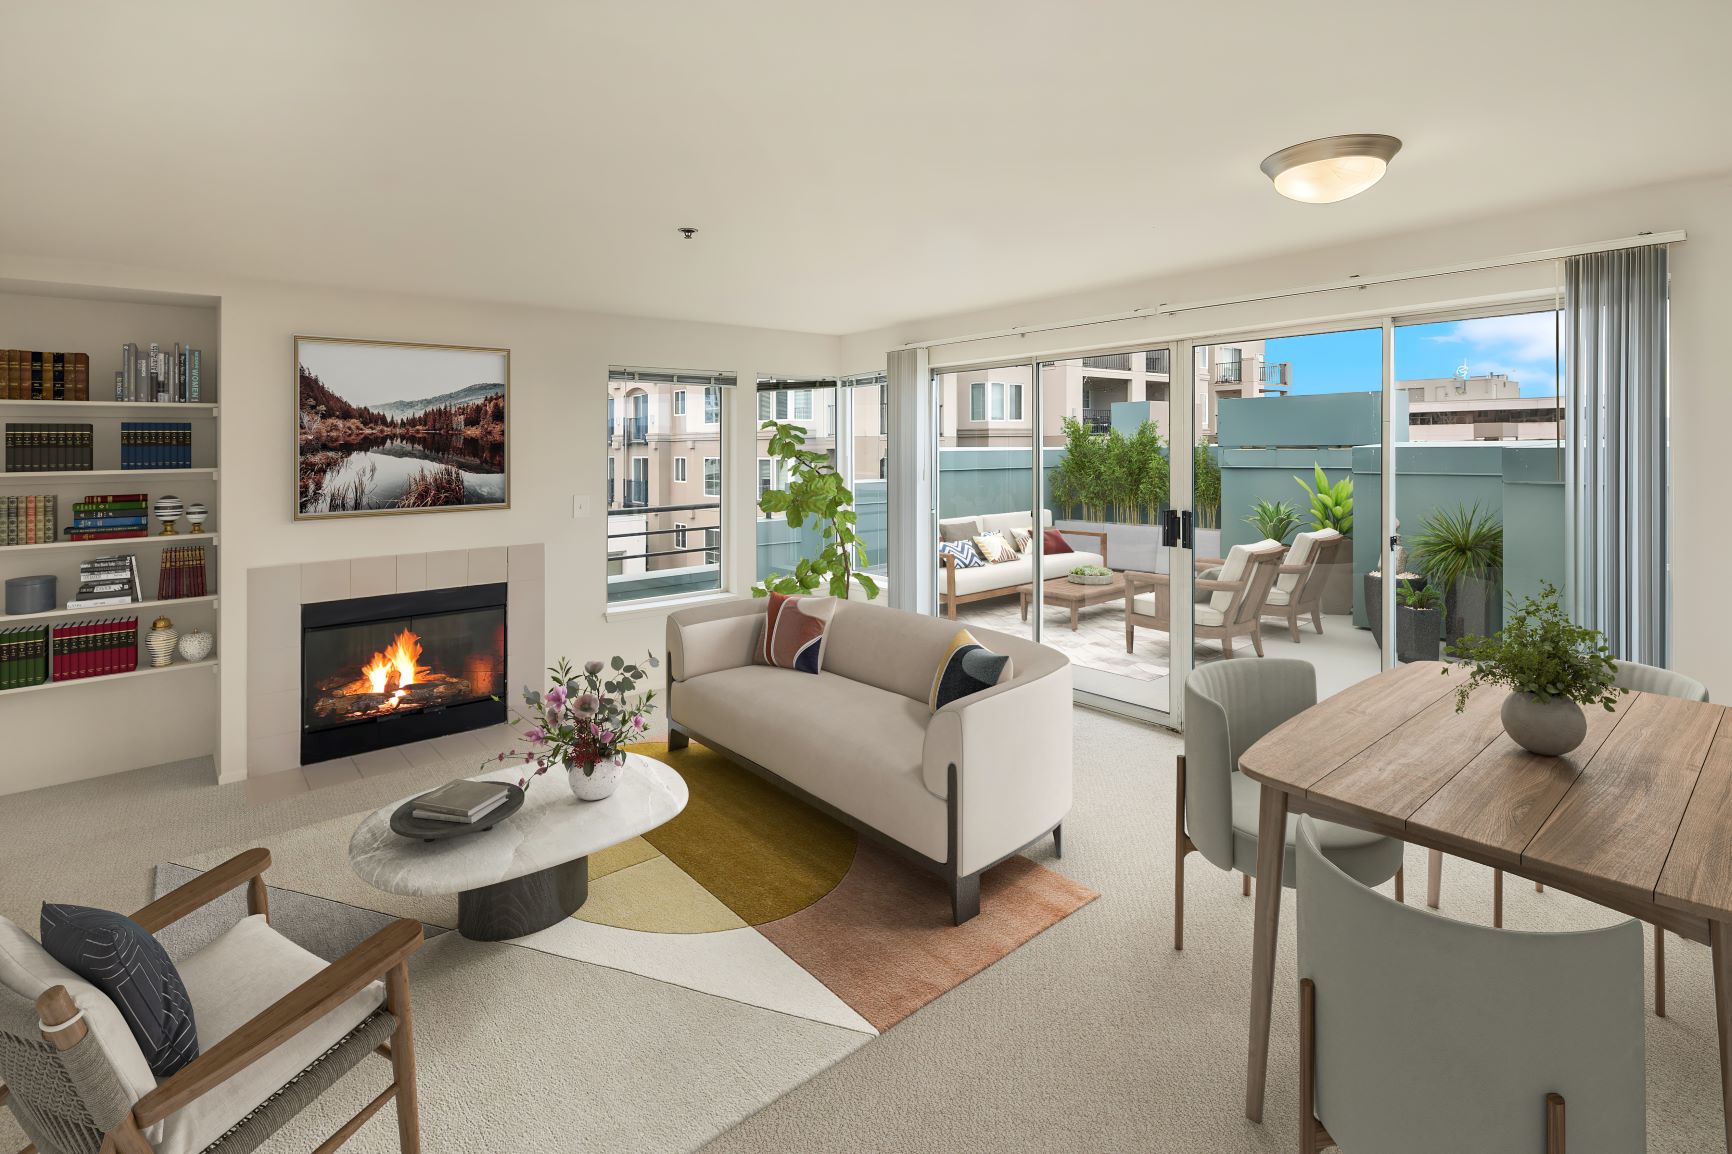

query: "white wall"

left=842, top=172, right=1732, bottom=700
left=0, top=252, right=841, bottom=786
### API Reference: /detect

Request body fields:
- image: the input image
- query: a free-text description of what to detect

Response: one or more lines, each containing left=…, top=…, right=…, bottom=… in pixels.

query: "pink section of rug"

left=757, top=842, right=1098, bottom=1031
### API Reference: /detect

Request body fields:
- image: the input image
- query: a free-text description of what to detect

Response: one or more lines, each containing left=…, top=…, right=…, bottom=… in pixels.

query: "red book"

left=63, top=530, right=147, bottom=542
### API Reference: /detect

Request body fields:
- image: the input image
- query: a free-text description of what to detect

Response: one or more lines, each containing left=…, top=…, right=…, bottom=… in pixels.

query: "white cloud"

left=1427, top=312, right=1561, bottom=395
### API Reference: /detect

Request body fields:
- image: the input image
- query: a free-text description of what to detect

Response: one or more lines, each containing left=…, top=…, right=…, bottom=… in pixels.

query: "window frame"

left=673, top=456, right=688, bottom=483
left=674, top=390, right=687, bottom=416
left=703, top=456, right=721, bottom=497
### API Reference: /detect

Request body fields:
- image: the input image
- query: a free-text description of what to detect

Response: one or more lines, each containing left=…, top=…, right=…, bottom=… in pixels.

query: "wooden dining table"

left=1237, top=660, right=1732, bottom=1146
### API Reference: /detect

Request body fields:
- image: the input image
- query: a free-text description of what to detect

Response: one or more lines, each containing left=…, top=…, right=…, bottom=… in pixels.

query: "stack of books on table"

left=69, top=554, right=141, bottom=608
left=65, top=494, right=148, bottom=542
left=411, top=780, right=512, bottom=824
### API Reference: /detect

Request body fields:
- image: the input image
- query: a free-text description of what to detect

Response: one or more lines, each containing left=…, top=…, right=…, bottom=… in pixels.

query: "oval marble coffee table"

left=349, top=753, right=688, bottom=941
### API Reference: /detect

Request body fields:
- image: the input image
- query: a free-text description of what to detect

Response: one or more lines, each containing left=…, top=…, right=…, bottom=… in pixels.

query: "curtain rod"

left=907, top=230, right=1686, bottom=350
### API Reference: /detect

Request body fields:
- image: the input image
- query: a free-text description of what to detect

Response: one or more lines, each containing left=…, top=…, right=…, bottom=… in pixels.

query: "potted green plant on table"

left=754, top=420, right=880, bottom=600
left=1294, top=463, right=1354, bottom=614
left=1243, top=498, right=1300, bottom=545
left=1068, top=564, right=1112, bottom=586
left=1447, top=582, right=1620, bottom=756
left=1395, top=582, right=1443, bottom=664
left=1411, top=502, right=1504, bottom=645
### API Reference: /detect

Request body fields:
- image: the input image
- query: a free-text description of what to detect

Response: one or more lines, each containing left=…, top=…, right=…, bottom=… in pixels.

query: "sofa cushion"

left=754, top=592, right=837, bottom=675
left=673, top=665, right=947, bottom=861
left=1130, top=593, right=1226, bottom=627
left=978, top=510, right=1052, bottom=535
left=944, top=551, right=1105, bottom=598
left=929, top=629, right=1013, bottom=712
left=162, top=915, right=385, bottom=1154
left=40, top=904, right=199, bottom=1077
left=937, top=539, right=985, bottom=569
left=971, top=532, right=1019, bottom=564
left=0, top=915, right=161, bottom=1138
left=939, top=516, right=982, bottom=542
left=1005, top=527, right=1036, bottom=555
left=823, top=599, right=980, bottom=703
left=1043, top=528, right=1074, bottom=555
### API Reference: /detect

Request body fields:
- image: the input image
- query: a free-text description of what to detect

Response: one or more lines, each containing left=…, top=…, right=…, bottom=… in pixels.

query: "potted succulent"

left=1243, top=498, right=1300, bottom=545
left=1411, top=502, right=1504, bottom=646
left=1395, top=582, right=1443, bottom=664
left=1294, top=464, right=1354, bottom=615
left=1447, top=582, right=1621, bottom=756
left=491, top=654, right=659, bottom=801
left=1068, top=563, right=1113, bottom=586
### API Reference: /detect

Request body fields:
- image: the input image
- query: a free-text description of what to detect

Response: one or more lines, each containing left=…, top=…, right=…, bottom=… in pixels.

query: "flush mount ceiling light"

left=1260, top=134, right=1402, bottom=204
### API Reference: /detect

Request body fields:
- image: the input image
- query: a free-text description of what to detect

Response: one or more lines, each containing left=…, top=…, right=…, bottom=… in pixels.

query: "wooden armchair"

left=0, top=849, right=424, bottom=1154
left=1124, top=540, right=1285, bottom=658
left=1261, top=528, right=1345, bottom=643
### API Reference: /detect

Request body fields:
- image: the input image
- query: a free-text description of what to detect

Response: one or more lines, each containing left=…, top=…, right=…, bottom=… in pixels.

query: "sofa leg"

left=951, top=872, right=980, bottom=925
left=1052, top=823, right=1063, bottom=859
left=667, top=727, right=690, bottom=752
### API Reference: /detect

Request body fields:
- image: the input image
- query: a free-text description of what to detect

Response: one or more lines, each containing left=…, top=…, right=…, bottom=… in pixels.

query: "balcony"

left=605, top=500, right=726, bottom=605
left=625, top=416, right=649, bottom=444
left=1214, top=361, right=1244, bottom=385
left=1081, top=353, right=1132, bottom=372
left=620, top=479, right=648, bottom=508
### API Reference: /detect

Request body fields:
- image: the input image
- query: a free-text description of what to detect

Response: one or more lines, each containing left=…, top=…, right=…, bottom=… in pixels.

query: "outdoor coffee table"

left=348, top=752, right=687, bottom=941
left=1019, top=572, right=1126, bottom=631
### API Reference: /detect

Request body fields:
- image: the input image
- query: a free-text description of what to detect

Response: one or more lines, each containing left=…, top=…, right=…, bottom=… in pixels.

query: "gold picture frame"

left=294, top=335, right=510, bottom=520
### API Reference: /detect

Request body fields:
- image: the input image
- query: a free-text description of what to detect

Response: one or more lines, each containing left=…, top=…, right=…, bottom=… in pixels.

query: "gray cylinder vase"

left=1500, top=693, right=1587, bottom=757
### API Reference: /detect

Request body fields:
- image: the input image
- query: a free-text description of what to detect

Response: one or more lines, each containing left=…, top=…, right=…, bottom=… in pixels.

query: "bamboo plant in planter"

left=1294, top=464, right=1354, bottom=615
left=1410, top=502, right=1504, bottom=645
left=1447, top=582, right=1621, bottom=756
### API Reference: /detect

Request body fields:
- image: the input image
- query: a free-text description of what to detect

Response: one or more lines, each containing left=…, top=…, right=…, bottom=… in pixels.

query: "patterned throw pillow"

left=938, top=539, right=985, bottom=569
left=754, top=591, right=837, bottom=675
left=971, top=532, right=1019, bottom=564
left=1006, top=527, right=1036, bottom=555
left=929, top=629, right=1013, bottom=712
left=40, top=904, right=199, bottom=1077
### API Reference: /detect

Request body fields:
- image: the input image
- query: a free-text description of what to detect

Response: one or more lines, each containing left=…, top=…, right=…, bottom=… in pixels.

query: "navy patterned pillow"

left=938, top=539, right=985, bottom=569
left=40, top=904, right=199, bottom=1077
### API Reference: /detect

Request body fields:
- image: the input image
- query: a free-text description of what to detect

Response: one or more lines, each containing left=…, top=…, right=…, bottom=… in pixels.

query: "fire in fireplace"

left=301, top=583, right=507, bottom=765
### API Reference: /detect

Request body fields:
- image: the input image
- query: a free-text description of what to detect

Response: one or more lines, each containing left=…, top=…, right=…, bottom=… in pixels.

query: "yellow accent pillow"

left=971, top=532, right=1019, bottom=564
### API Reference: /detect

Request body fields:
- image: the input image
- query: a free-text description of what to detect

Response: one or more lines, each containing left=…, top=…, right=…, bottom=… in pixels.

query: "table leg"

left=1070, top=605, right=1080, bottom=631
left=1426, top=848, right=1443, bottom=909
left=1712, top=921, right=1732, bottom=1150
left=457, top=856, right=589, bottom=941
left=1245, top=784, right=1289, bottom=1123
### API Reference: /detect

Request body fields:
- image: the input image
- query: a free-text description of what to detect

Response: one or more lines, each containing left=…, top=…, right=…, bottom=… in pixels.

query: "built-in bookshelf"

left=0, top=280, right=222, bottom=787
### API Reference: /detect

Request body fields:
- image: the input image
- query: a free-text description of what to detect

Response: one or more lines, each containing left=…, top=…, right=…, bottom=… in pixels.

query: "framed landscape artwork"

left=294, top=336, right=509, bottom=519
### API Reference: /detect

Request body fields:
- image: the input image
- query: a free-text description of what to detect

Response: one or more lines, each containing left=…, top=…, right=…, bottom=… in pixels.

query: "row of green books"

left=0, top=625, right=49, bottom=690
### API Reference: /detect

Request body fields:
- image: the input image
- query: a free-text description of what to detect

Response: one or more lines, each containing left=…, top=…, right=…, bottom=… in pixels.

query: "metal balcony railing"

left=605, top=501, right=721, bottom=561
left=1260, top=361, right=1292, bottom=387
left=1145, top=350, right=1169, bottom=375
left=621, top=480, right=649, bottom=508
left=1214, top=361, right=1244, bottom=385
left=1081, top=353, right=1132, bottom=372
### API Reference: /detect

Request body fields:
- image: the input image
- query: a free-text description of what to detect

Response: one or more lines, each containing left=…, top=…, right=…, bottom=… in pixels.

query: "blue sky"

left=1263, top=311, right=1561, bottom=398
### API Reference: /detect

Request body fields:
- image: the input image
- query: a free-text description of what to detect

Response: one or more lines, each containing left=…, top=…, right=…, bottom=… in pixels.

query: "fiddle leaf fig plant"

left=1295, top=463, right=1354, bottom=535
left=1445, top=582, right=1621, bottom=712
left=753, top=420, right=879, bottom=600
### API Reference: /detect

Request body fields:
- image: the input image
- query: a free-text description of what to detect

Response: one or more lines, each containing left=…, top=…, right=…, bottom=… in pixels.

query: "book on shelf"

left=68, top=553, right=141, bottom=607
left=157, top=544, right=208, bottom=599
left=117, top=343, right=207, bottom=403
left=120, top=422, right=193, bottom=469
left=63, top=495, right=149, bottom=543
left=3, top=424, right=94, bottom=472
left=0, top=494, right=58, bottom=546
left=47, top=617, right=139, bottom=682
left=0, top=625, right=51, bottom=689
left=1, top=351, right=89, bottom=401
left=411, top=780, right=511, bottom=821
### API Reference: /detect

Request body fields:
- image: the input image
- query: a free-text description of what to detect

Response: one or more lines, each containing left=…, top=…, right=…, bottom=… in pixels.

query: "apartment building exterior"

left=1403, top=372, right=1563, bottom=441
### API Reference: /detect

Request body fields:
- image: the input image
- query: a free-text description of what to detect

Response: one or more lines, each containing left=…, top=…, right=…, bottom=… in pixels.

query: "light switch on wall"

left=572, top=495, right=591, bottom=517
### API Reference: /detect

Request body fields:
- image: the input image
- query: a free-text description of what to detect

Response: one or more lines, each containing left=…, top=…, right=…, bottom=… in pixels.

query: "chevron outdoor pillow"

left=938, top=539, right=985, bottom=569
left=40, top=903, right=199, bottom=1077
left=754, top=591, right=838, bottom=675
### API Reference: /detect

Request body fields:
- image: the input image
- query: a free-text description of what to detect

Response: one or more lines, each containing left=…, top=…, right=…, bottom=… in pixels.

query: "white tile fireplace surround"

left=245, top=545, right=544, bottom=780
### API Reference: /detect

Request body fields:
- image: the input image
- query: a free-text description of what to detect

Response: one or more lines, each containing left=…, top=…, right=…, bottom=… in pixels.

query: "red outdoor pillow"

left=1043, top=529, right=1074, bottom=555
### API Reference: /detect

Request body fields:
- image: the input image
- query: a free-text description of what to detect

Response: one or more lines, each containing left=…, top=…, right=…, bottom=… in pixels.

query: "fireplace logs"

left=311, top=672, right=475, bottom=720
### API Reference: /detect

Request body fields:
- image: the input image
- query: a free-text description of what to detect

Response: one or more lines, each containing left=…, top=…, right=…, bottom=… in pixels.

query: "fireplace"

left=301, top=582, right=507, bottom=765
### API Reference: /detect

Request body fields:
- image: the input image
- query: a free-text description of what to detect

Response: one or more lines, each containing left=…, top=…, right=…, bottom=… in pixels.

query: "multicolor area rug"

left=160, top=741, right=1096, bottom=1037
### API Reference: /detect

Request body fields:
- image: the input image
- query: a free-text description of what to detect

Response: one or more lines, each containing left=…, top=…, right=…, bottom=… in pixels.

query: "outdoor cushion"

left=1266, top=586, right=1291, bottom=606
left=1006, top=527, right=1036, bottom=554
left=1210, top=539, right=1281, bottom=615
left=946, top=551, right=1105, bottom=598
left=938, top=539, right=985, bottom=569
left=978, top=510, right=1053, bottom=535
left=939, top=516, right=982, bottom=542
left=1134, top=592, right=1225, bottom=627
left=164, top=915, right=386, bottom=1154
left=1043, top=529, right=1074, bottom=554
left=971, top=532, right=1019, bottom=564
left=40, top=903, right=198, bottom=1077
left=1273, top=529, right=1339, bottom=597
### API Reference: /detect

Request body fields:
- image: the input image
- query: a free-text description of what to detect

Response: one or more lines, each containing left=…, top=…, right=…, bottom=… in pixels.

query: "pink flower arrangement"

left=489, top=653, right=659, bottom=789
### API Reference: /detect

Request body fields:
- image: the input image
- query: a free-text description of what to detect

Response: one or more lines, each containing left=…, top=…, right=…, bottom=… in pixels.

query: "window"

left=991, top=381, right=1006, bottom=420
left=1008, top=382, right=1023, bottom=420
left=1081, top=386, right=1093, bottom=410
left=758, top=458, right=774, bottom=500
left=970, top=381, right=986, bottom=421
left=605, top=367, right=731, bottom=606
left=878, top=456, right=887, bottom=479
left=792, top=390, right=813, bottom=421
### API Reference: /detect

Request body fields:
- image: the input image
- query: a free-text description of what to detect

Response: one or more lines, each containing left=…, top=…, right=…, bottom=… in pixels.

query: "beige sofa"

left=937, top=510, right=1107, bottom=618
left=666, top=597, right=1072, bottom=924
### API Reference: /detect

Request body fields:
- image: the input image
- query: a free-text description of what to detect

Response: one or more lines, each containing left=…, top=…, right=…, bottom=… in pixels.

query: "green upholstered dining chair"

left=1174, top=658, right=1404, bottom=951
left=1295, top=815, right=1644, bottom=1152
left=0, top=849, right=423, bottom=1154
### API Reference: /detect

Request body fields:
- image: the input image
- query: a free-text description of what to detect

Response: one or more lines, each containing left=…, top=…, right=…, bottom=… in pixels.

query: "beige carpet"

left=2, top=709, right=1726, bottom=1151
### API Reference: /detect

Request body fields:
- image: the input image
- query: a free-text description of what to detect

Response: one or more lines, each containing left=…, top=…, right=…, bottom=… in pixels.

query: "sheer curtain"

left=1566, top=244, right=1669, bottom=664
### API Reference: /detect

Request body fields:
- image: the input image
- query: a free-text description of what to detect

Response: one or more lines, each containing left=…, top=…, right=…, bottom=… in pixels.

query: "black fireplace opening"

left=301, top=582, right=507, bottom=765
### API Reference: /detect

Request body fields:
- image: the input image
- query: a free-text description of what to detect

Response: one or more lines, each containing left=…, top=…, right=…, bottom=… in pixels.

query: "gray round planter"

left=1501, top=692, right=1587, bottom=757
left=1068, top=572, right=1112, bottom=586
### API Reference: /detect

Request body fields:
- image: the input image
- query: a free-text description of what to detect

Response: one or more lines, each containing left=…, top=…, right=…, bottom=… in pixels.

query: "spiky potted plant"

left=1294, top=463, right=1354, bottom=615
left=1243, top=498, right=1300, bottom=545
left=1446, top=583, right=1620, bottom=756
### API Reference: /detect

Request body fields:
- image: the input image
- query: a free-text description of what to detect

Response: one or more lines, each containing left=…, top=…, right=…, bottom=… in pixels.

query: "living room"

left=3, top=3, right=1731, bottom=1152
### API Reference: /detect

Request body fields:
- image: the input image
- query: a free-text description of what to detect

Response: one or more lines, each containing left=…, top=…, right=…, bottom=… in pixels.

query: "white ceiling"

left=3, top=1, right=1729, bottom=335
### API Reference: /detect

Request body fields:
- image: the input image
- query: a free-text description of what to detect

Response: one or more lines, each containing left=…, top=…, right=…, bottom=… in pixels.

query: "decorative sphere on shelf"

left=146, top=617, right=178, bottom=667
left=184, top=503, right=209, bottom=533
left=152, top=496, right=184, bottom=536
left=177, top=630, right=213, bottom=663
